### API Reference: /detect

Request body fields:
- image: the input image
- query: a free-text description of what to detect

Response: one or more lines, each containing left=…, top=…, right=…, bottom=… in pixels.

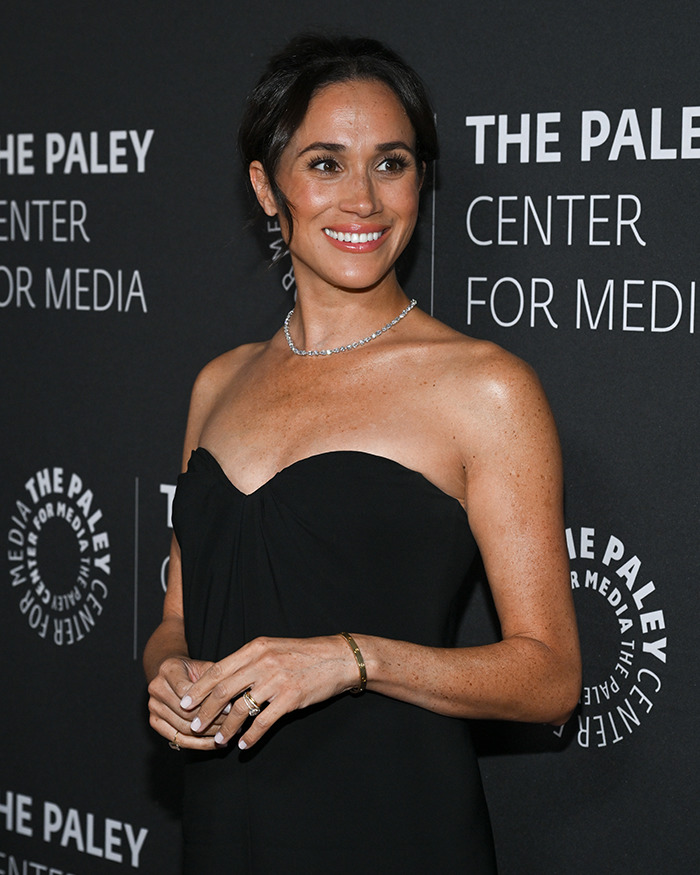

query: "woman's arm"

left=178, top=348, right=580, bottom=750
left=355, top=350, right=580, bottom=724
left=143, top=539, right=189, bottom=685
left=143, top=356, right=241, bottom=748
left=144, top=535, right=226, bottom=749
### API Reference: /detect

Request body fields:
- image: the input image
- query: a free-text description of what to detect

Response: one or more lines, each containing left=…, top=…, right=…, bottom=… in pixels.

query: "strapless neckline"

left=174, top=440, right=493, bottom=871
left=194, top=446, right=467, bottom=515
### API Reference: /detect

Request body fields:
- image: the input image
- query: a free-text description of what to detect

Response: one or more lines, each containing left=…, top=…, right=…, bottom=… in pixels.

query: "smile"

left=323, top=228, right=385, bottom=243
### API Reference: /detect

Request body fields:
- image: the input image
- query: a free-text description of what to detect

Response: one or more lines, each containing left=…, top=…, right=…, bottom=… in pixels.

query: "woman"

left=145, top=34, right=581, bottom=873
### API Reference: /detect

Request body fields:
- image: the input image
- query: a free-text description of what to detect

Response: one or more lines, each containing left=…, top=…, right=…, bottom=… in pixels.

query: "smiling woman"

left=144, top=33, right=581, bottom=874
left=248, top=78, right=423, bottom=306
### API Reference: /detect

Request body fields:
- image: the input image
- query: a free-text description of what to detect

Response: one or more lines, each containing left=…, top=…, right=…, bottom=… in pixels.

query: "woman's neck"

left=285, top=277, right=411, bottom=353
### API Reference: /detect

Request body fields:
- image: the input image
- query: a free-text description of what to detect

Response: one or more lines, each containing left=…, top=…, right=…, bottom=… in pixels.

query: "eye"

left=377, top=154, right=410, bottom=173
left=308, top=155, right=341, bottom=173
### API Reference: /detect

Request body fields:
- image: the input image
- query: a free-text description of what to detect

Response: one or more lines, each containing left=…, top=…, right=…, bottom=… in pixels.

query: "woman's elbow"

left=547, top=654, right=582, bottom=726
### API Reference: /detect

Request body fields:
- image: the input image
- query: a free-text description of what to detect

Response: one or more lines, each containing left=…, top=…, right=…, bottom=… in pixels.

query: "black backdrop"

left=2, top=1, right=698, bottom=872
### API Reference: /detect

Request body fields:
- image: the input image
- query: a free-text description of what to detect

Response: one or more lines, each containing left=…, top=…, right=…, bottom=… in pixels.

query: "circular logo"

left=6, top=466, right=111, bottom=645
left=564, top=526, right=667, bottom=748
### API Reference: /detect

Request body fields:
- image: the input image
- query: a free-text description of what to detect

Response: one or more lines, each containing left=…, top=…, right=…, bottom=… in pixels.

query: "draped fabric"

left=173, top=448, right=496, bottom=873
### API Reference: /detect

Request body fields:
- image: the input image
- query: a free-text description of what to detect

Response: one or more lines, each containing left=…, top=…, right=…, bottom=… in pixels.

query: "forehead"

left=292, top=78, right=415, bottom=145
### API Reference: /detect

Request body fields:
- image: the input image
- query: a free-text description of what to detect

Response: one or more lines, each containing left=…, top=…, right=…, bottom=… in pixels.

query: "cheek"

left=281, top=174, right=328, bottom=213
left=293, top=187, right=331, bottom=220
left=394, top=187, right=421, bottom=230
left=280, top=186, right=329, bottom=246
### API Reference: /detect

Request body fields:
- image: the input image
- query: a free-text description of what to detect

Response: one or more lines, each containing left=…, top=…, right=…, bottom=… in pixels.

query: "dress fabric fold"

left=173, top=447, right=497, bottom=874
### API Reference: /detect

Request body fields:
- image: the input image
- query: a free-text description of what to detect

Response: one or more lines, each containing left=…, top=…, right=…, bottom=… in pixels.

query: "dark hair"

left=238, top=33, right=438, bottom=237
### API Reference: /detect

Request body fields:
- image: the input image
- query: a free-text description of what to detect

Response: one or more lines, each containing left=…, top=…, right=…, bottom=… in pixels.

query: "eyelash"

left=379, top=153, right=410, bottom=172
left=306, top=153, right=411, bottom=174
left=307, top=154, right=341, bottom=173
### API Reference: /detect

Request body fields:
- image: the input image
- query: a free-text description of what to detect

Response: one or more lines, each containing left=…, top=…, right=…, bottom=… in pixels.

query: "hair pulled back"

left=238, top=33, right=438, bottom=235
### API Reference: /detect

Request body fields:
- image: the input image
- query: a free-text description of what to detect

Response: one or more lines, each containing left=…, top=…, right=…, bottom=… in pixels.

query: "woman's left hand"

left=178, top=635, right=357, bottom=749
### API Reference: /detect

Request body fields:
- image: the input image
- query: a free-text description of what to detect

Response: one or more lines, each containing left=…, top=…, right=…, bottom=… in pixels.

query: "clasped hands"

left=147, top=635, right=358, bottom=751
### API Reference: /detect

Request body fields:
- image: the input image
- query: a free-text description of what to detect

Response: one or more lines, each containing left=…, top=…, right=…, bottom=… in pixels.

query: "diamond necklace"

left=283, top=299, right=417, bottom=357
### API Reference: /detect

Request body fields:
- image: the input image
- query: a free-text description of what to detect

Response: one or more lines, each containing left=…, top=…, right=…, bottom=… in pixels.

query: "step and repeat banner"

left=2, top=2, right=697, bottom=872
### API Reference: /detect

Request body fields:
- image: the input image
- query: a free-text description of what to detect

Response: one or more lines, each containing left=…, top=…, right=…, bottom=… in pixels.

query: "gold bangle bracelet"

left=340, top=632, right=367, bottom=694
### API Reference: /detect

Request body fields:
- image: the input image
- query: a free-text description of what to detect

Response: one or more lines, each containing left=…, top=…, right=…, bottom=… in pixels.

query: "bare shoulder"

left=415, top=312, right=545, bottom=408
left=463, top=338, right=559, bottom=468
left=180, top=341, right=267, bottom=464
left=458, top=336, right=548, bottom=417
left=408, top=316, right=563, bottom=525
left=411, top=314, right=558, bottom=461
left=192, top=341, right=265, bottom=399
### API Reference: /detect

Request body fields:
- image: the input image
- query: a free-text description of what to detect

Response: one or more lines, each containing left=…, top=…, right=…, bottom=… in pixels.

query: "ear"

left=249, top=161, right=278, bottom=217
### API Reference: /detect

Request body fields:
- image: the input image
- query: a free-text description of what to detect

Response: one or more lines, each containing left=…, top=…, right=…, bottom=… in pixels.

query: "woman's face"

left=251, top=78, right=423, bottom=295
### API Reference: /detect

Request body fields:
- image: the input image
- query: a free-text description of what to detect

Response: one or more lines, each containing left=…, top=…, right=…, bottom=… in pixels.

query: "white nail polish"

left=191, top=717, right=201, bottom=732
left=180, top=695, right=192, bottom=709
left=238, top=738, right=247, bottom=750
left=215, top=732, right=225, bottom=745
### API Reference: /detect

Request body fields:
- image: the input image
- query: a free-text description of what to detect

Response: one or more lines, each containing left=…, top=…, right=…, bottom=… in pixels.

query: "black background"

left=2, top=2, right=698, bottom=872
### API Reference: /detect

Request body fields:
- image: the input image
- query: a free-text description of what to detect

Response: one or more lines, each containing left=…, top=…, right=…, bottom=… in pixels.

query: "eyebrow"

left=297, top=142, right=346, bottom=156
left=297, top=140, right=417, bottom=158
left=376, top=141, right=417, bottom=156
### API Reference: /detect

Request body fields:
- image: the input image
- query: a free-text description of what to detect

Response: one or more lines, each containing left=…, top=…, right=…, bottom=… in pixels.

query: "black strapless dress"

left=173, top=447, right=496, bottom=874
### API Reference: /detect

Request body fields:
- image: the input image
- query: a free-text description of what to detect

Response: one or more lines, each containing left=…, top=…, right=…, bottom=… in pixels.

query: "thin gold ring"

left=243, top=691, right=261, bottom=717
left=169, top=730, right=181, bottom=750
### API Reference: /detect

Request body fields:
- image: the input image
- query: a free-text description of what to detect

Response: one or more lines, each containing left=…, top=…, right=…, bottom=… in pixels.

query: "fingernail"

left=214, top=732, right=225, bottom=745
left=180, top=695, right=192, bottom=709
left=238, top=738, right=247, bottom=750
left=223, top=702, right=232, bottom=714
left=190, top=717, right=201, bottom=732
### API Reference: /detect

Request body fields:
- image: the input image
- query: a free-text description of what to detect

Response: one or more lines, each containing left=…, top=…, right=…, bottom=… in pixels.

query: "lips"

left=323, top=228, right=383, bottom=243
left=322, top=226, right=389, bottom=252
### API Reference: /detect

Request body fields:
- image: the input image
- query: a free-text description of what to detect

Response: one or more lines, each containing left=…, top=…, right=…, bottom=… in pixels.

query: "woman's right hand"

left=147, top=656, right=229, bottom=750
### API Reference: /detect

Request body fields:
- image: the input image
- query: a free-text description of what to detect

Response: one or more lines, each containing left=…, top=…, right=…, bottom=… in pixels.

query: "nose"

left=338, top=170, right=380, bottom=217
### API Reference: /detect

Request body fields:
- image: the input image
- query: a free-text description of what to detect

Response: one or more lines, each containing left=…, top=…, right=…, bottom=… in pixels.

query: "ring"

left=243, top=691, right=261, bottom=717
left=169, top=730, right=181, bottom=751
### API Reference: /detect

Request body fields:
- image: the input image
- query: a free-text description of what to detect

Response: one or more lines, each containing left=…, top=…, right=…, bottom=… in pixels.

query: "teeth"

left=323, top=229, right=383, bottom=243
